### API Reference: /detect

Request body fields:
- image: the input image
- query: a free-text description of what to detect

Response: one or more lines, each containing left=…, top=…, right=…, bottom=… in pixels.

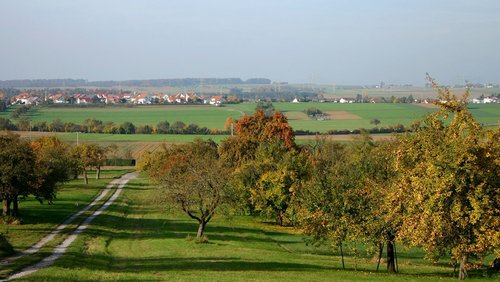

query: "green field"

left=2, top=103, right=499, bottom=133
left=4, top=173, right=496, bottom=281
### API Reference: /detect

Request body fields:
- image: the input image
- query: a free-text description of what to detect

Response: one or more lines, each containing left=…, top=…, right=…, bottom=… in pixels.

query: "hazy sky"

left=1, top=0, right=499, bottom=85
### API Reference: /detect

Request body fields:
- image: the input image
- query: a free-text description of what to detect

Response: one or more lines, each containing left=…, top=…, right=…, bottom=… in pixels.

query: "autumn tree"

left=234, top=141, right=308, bottom=225
left=30, top=136, right=76, bottom=204
left=0, top=133, right=35, bottom=217
left=143, top=139, right=232, bottom=238
left=220, top=110, right=299, bottom=224
left=296, top=140, right=351, bottom=267
left=233, top=110, right=295, bottom=149
left=297, top=136, right=400, bottom=272
left=223, top=117, right=233, bottom=132
left=73, top=144, right=109, bottom=183
left=347, top=137, right=399, bottom=273
left=391, top=77, right=500, bottom=279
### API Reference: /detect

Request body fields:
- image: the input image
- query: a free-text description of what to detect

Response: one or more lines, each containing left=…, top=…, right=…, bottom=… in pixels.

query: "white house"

left=209, top=96, right=225, bottom=106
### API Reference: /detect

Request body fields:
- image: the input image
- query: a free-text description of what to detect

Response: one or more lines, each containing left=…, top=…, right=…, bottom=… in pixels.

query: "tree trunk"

left=83, top=169, right=88, bottom=184
left=387, top=233, right=397, bottom=273
left=2, top=198, right=11, bottom=216
left=196, top=220, right=206, bottom=238
left=458, top=254, right=468, bottom=280
left=377, top=242, right=384, bottom=272
left=340, top=243, right=345, bottom=270
left=12, top=195, right=19, bottom=217
left=277, top=210, right=284, bottom=226
left=96, top=166, right=101, bottom=179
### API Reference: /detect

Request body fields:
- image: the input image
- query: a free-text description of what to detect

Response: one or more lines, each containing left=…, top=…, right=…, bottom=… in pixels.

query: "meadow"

left=3, top=102, right=499, bottom=133
left=4, top=173, right=496, bottom=281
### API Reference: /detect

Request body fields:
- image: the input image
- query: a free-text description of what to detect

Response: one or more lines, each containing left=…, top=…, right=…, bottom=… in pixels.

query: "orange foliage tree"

left=234, top=110, right=295, bottom=149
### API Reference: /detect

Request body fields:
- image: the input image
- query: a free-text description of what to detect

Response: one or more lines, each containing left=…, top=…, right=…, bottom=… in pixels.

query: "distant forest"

left=0, top=78, right=271, bottom=88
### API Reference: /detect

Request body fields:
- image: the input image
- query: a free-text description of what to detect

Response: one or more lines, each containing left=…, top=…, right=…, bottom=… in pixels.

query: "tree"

left=219, top=110, right=299, bottom=223
left=11, top=105, right=29, bottom=119
left=143, top=139, right=232, bottom=238
left=255, top=101, right=275, bottom=116
left=239, top=142, right=309, bottom=225
left=0, top=118, right=16, bottom=131
left=32, top=121, right=48, bottom=132
left=304, top=107, right=323, bottom=117
left=49, top=118, right=64, bottom=132
left=297, top=140, right=351, bottom=268
left=103, top=121, right=118, bottom=134
left=347, top=137, right=399, bottom=273
left=0, top=100, right=7, bottom=112
left=88, top=145, right=109, bottom=179
left=234, top=110, right=295, bottom=149
left=73, top=144, right=109, bottom=183
left=136, top=125, right=153, bottom=134
left=16, top=117, right=31, bottom=131
left=82, top=118, right=104, bottom=133
left=170, top=121, right=186, bottom=133
left=223, top=117, right=233, bottom=132
left=390, top=77, right=500, bottom=279
left=370, top=118, right=381, bottom=126
left=0, top=133, right=35, bottom=217
left=119, top=122, right=135, bottom=134
left=30, top=136, right=76, bottom=204
left=156, top=120, right=170, bottom=134
left=297, top=136, right=400, bottom=272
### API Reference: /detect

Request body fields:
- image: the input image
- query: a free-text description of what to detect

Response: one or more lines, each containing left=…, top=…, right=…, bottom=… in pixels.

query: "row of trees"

left=0, top=117, right=229, bottom=135
left=142, top=80, right=499, bottom=279
left=0, top=134, right=111, bottom=218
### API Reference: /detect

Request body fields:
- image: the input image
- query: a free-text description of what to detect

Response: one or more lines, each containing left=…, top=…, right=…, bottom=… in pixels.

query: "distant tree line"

left=295, top=124, right=407, bottom=135
left=0, top=117, right=229, bottom=135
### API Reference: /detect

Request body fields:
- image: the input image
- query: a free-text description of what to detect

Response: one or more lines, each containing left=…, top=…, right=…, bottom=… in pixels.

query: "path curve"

left=4, top=171, right=137, bottom=281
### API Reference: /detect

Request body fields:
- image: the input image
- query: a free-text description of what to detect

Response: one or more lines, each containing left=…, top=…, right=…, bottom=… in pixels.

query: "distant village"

left=9, top=92, right=227, bottom=106
left=5, top=90, right=500, bottom=106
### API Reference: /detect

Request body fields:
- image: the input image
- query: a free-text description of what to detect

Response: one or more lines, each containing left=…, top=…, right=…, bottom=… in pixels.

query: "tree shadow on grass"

left=49, top=252, right=477, bottom=281
left=84, top=214, right=299, bottom=246
left=119, top=182, right=150, bottom=190
left=56, top=253, right=334, bottom=273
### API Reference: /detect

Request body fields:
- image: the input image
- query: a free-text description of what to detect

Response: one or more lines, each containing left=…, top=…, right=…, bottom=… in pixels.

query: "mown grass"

left=0, top=169, right=132, bottom=278
left=17, top=176, right=497, bottom=281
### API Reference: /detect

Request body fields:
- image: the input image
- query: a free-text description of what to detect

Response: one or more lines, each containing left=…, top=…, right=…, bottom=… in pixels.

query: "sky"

left=1, top=0, right=499, bottom=85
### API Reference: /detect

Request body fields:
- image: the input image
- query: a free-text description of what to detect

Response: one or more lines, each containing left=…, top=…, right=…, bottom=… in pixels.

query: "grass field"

left=7, top=174, right=497, bottom=281
left=2, top=103, right=498, bottom=133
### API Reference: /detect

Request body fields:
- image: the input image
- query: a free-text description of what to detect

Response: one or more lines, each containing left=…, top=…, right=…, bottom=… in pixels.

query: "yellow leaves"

left=394, top=78, right=500, bottom=263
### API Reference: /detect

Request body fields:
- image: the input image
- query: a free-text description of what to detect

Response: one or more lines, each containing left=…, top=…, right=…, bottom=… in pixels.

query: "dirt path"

left=3, top=172, right=137, bottom=281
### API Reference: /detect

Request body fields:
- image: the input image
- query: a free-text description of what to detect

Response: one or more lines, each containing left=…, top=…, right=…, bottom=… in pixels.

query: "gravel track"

left=2, top=172, right=137, bottom=281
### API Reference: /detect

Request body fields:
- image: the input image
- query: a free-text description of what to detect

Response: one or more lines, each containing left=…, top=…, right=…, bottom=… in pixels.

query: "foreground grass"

left=0, top=170, right=132, bottom=278
left=17, top=176, right=496, bottom=281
